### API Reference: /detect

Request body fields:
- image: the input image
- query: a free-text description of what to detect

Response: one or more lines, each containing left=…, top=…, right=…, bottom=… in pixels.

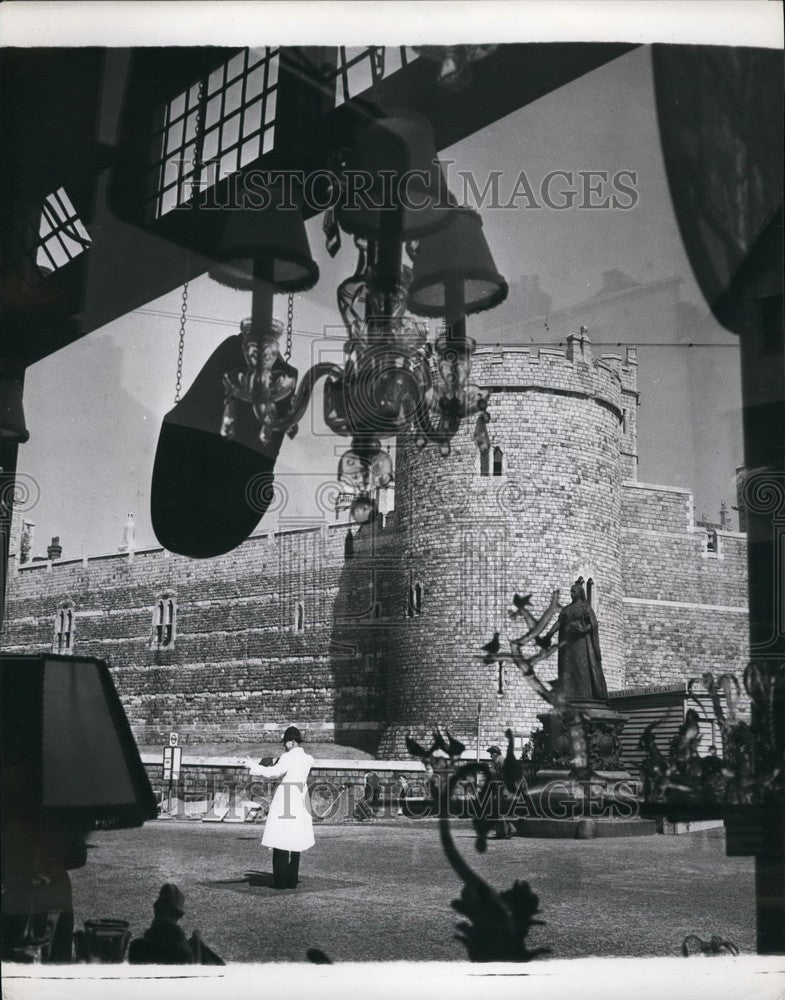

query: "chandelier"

left=152, top=110, right=508, bottom=555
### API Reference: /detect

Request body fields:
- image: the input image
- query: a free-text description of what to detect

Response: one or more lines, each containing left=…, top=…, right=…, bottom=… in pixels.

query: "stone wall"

left=1, top=521, right=398, bottom=752
left=621, top=481, right=749, bottom=692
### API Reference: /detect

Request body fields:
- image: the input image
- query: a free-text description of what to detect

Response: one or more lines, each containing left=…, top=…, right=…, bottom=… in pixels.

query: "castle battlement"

left=472, top=337, right=638, bottom=417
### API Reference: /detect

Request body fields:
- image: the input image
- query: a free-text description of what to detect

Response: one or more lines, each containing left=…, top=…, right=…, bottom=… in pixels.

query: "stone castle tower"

left=377, top=334, right=639, bottom=755
left=3, top=333, right=749, bottom=758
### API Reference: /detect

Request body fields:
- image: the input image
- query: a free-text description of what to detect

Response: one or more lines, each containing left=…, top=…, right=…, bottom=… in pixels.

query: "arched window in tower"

left=492, top=446, right=504, bottom=477
left=295, top=602, right=305, bottom=632
left=479, top=448, right=490, bottom=477
left=414, top=583, right=423, bottom=615
left=153, top=596, right=176, bottom=647
left=53, top=603, right=75, bottom=653
left=586, top=578, right=595, bottom=605
left=498, top=660, right=505, bottom=695
left=371, top=601, right=382, bottom=620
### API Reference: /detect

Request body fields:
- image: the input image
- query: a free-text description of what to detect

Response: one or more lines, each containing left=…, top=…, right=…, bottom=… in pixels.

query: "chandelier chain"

left=175, top=280, right=189, bottom=402
left=174, top=78, right=208, bottom=404
left=285, top=293, right=294, bottom=361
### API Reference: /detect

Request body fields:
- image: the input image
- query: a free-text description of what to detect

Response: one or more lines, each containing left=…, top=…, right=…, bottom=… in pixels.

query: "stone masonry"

left=1, top=337, right=749, bottom=756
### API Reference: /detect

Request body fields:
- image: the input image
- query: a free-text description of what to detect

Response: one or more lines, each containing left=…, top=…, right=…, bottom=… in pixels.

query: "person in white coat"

left=246, top=726, right=315, bottom=889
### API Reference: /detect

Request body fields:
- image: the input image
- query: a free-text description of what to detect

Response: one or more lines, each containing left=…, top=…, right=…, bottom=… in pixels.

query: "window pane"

left=244, top=100, right=262, bottom=136
left=386, top=47, right=402, bottom=75
left=205, top=95, right=221, bottom=131
left=267, top=52, right=279, bottom=88
left=262, top=127, right=275, bottom=155
left=202, top=126, right=219, bottom=163
left=248, top=47, right=267, bottom=69
left=207, top=66, right=224, bottom=96
left=220, top=148, right=238, bottom=177
left=160, top=185, right=179, bottom=215
left=346, top=56, right=373, bottom=99
left=59, top=232, right=82, bottom=258
left=165, top=120, right=184, bottom=155
left=246, top=66, right=264, bottom=101
left=226, top=51, right=245, bottom=83
left=222, top=113, right=241, bottom=150
left=224, top=80, right=243, bottom=117
left=265, top=89, right=277, bottom=126
left=240, top=136, right=260, bottom=167
left=169, top=92, right=186, bottom=121
left=184, top=111, right=199, bottom=144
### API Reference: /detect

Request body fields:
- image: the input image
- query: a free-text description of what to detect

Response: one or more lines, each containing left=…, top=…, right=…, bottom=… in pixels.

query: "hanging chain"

left=175, top=280, right=188, bottom=402
left=285, top=292, right=294, bottom=361
left=174, top=78, right=207, bottom=404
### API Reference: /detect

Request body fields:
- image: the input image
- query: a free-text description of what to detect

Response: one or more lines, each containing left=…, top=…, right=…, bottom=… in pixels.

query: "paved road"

left=70, top=821, right=755, bottom=963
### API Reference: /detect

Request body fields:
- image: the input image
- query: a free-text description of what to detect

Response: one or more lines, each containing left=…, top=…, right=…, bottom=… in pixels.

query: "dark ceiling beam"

left=2, top=43, right=637, bottom=366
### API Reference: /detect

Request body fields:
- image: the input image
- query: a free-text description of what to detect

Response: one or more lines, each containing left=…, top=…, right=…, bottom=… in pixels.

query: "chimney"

left=719, top=500, right=731, bottom=531
left=118, top=513, right=136, bottom=553
left=47, top=536, right=62, bottom=561
left=735, top=466, right=747, bottom=533
left=19, top=520, right=35, bottom=564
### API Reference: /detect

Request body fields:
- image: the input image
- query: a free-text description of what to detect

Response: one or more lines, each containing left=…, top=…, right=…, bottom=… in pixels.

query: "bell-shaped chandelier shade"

left=337, top=112, right=455, bottom=241
left=208, top=183, right=319, bottom=293
left=407, top=207, right=508, bottom=318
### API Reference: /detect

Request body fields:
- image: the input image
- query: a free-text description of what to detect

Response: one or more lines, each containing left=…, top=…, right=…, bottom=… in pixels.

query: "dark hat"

left=151, top=334, right=294, bottom=559
left=486, top=745, right=502, bottom=756
left=283, top=725, right=302, bottom=745
left=153, top=883, right=185, bottom=919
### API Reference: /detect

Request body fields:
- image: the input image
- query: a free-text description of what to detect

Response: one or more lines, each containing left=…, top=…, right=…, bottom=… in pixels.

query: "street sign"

left=162, top=745, right=182, bottom=781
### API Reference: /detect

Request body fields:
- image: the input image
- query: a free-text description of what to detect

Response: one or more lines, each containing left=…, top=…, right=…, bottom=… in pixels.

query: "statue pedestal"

left=514, top=702, right=655, bottom=838
left=536, top=701, right=629, bottom=772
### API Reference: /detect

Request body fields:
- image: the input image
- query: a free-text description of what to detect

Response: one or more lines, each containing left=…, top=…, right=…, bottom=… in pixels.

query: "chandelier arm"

left=267, top=361, right=344, bottom=433
left=412, top=398, right=451, bottom=446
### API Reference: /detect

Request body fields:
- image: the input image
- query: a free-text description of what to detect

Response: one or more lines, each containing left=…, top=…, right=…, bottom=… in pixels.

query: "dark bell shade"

left=151, top=335, right=292, bottom=558
left=407, top=207, right=509, bottom=317
left=0, top=374, right=29, bottom=442
left=337, top=112, right=455, bottom=240
left=0, top=655, right=158, bottom=831
left=208, top=185, right=319, bottom=293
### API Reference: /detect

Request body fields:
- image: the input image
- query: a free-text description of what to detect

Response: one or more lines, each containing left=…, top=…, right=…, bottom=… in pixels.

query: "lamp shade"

left=0, top=655, right=157, bottom=831
left=407, top=207, right=508, bottom=317
left=208, top=184, right=319, bottom=292
left=151, top=332, right=293, bottom=558
left=337, top=112, right=454, bottom=240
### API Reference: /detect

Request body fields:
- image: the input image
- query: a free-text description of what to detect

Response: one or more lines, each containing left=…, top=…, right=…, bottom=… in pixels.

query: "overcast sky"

left=16, top=44, right=743, bottom=559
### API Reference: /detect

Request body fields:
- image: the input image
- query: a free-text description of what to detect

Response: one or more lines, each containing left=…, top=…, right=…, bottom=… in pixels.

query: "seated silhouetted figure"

left=128, top=884, right=193, bottom=965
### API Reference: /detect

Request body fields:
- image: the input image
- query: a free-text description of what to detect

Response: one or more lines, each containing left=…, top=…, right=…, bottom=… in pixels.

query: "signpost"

left=162, top=732, right=181, bottom=815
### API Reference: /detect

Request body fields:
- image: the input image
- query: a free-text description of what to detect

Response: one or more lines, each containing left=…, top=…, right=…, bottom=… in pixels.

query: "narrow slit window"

left=154, top=597, right=177, bottom=647
left=479, top=449, right=490, bottom=477
left=295, top=602, right=305, bottom=632
left=492, top=446, right=504, bottom=477
left=53, top=605, right=75, bottom=653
